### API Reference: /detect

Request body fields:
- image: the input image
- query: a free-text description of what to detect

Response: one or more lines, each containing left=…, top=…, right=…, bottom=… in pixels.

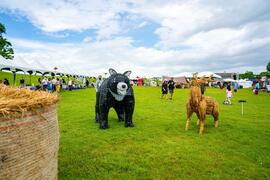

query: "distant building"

left=162, top=76, right=189, bottom=88
left=215, top=72, right=237, bottom=80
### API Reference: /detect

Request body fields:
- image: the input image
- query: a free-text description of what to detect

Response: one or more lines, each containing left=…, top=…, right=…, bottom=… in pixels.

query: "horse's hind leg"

left=199, top=114, right=206, bottom=135
left=199, top=102, right=206, bottom=134
left=213, top=103, right=219, bottom=128
left=213, top=112, right=219, bottom=128
left=196, top=112, right=200, bottom=126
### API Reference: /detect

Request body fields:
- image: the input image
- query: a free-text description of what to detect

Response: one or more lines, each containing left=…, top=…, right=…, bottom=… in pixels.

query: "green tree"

left=267, top=61, right=270, bottom=72
left=239, top=71, right=255, bottom=79
left=260, top=71, right=268, bottom=77
left=0, top=22, right=14, bottom=59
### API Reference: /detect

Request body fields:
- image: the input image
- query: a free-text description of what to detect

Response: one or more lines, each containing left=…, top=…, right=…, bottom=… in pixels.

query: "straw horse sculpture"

left=185, top=73, right=219, bottom=134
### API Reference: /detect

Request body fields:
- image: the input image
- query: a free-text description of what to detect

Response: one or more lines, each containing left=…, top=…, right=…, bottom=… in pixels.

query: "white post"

left=241, top=102, right=244, bottom=115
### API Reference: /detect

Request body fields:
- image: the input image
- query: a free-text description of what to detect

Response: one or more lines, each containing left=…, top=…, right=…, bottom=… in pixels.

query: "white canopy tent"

left=223, top=78, right=236, bottom=82
left=173, top=72, right=193, bottom=78
left=236, top=79, right=253, bottom=88
left=198, top=71, right=222, bottom=78
left=0, top=56, right=94, bottom=77
left=171, top=71, right=221, bottom=79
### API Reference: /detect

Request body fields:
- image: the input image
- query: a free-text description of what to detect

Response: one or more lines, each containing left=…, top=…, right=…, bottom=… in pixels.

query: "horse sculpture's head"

left=190, top=86, right=202, bottom=107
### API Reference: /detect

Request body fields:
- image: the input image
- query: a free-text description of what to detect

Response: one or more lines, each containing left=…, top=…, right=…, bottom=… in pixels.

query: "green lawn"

left=57, top=87, right=270, bottom=179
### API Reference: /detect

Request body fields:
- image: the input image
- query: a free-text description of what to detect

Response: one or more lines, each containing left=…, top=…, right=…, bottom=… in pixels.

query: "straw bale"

left=0, top=85, right=59, bottom=117
left=0, top=85, right=59, bottom=179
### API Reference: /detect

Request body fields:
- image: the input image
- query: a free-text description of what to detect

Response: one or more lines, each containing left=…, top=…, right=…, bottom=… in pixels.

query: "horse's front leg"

left=185, top=102, right=193, bottom=130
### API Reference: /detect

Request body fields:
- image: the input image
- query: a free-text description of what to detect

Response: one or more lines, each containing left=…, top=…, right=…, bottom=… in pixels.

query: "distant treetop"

left=0, top=22, right=14, bottom=60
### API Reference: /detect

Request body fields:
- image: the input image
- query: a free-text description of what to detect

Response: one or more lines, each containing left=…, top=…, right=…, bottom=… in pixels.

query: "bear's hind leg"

left=99, top=106, right=110, bottom=129
left=95, top=106, right=100, bottom=123
left=124, top=96, right=134, bottom=127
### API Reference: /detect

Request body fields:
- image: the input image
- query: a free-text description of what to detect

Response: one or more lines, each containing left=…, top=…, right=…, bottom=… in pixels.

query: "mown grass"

left=58, top=87, right=270, bottom=179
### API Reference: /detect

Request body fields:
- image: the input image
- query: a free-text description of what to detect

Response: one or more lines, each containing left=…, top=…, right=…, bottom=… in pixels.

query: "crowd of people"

left=39, top=77, right=63, bottom=94
left=161, top=77, right=175, bottom=100
left=38, top=77, right=78, bottom=94
left=0, top=76, right=76, bottom=95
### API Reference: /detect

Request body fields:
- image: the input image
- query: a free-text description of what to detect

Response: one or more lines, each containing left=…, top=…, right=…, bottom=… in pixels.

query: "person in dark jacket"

left=168, top=77, right=175, bottom=100
left=161, top=80, right=168, bottom=99
left=3, top=78, right=9, bottom=86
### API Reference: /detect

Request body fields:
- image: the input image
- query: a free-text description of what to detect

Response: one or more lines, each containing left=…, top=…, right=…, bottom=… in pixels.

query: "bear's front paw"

left=125, top=122, right=134, bottom=128
left=100, top=123, right=109, bottom=129
left=118, top=114, right=125, bottom=122
left=95, top=114, right=99, bottom=123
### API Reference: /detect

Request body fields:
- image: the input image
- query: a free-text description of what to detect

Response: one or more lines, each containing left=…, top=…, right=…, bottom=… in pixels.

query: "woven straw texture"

left=0, top=85, right=59, bottom=180
left=0, top=105, right=59, bottom=180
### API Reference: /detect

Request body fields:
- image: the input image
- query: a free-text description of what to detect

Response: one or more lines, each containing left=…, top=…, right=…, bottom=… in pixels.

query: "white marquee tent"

left=171, top=71, right=221, bottom=79
left=173, top=72, right=193, bottom=78
left=0, top=56, right=93, bottom=77
left=197, top=71, right=222, bottom=78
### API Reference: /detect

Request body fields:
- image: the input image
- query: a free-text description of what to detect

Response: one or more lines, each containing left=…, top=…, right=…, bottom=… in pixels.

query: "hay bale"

left=0, top=85, right=59, bottom=179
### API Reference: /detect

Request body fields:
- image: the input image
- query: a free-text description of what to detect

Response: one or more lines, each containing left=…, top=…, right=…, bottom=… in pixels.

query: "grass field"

left=57, top=87, right=270, bottom=179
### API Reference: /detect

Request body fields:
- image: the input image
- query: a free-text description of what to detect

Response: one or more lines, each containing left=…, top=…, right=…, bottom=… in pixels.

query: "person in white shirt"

left=52, top=78, right=57, bottom=92
left=68, top=80, right=73, bottom=91
left=41, top=78, right=48, bottom=91
left=95, top=75, right=103, bottom=121
left=95, top=75, right=103, bottom=92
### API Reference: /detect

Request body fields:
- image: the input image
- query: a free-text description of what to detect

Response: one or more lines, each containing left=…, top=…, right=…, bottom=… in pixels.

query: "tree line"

left=0, top=22, right=14, bottom=59
left=240, top=62, right=270, bottom=79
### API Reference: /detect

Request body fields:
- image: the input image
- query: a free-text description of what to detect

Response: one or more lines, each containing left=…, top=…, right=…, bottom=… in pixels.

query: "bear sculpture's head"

left=107, top=68, right=132, bottom=101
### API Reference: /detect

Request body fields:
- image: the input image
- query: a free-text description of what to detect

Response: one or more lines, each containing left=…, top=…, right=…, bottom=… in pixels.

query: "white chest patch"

left=109, top=82, right=128, bottom=101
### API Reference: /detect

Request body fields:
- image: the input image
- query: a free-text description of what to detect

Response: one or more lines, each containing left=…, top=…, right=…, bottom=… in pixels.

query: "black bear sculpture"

left=95, top=68, right=135, bottom=129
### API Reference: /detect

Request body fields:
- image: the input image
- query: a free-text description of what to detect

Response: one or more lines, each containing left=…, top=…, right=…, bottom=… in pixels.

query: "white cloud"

left=1, top=0, right=270, bottom=75
left=0, top=0, right=128, bottom=38
left=83, top=36, right=92, bottom=43
left=136, top=21, right=148, bottom=29
left=9, top=33, right=270, bottom=77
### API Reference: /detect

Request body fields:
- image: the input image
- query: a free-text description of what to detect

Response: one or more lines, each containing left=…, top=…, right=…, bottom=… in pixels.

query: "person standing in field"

left=47, top=78, right=52, bottom=93
left=226, top=83, right=232, bottom=104
left=95, top=75, right=103, bottom=122
left=51, top=77, right=57, bottom=92
left=161, top=80, right=168, bottom=99
left=41, top=78, right=48, bottom=91
left=19, top=78, right=25, bottom=88
left=95, top=75, right=103, bottom=92
left=168, top=77, right=175, bottom=100
left=86, top=79, right=89, bottom=87
left=3, top=78, right=9, bottom=86
left=253, top=81, right=260, bottom=95
left=234, top=82, right=238, bottom=92
left=68, top=79, right=73, bottom=91
left=56, top=78, right=61, bottom=95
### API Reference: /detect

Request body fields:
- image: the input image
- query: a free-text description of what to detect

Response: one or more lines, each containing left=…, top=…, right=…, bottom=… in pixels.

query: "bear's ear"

left=123, top=71, right=132, bottom=77
left=109, top=68, right=117, bottom=75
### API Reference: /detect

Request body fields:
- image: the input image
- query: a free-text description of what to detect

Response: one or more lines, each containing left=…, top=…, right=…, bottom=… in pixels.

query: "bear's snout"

left=117, top=82, right=128, bottom=95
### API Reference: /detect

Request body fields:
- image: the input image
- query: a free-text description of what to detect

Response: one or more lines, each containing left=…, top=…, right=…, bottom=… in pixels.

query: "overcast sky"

left=1, top=0, right=270, bottom=77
